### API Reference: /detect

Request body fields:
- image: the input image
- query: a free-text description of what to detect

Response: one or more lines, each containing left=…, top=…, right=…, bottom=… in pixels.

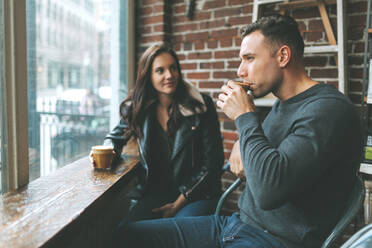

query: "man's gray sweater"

left=235, top=83, right=363, bottom=248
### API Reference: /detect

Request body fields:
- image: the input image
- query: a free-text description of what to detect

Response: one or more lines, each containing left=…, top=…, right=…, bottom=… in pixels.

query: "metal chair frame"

left=340, top=223, right=372, bottom=248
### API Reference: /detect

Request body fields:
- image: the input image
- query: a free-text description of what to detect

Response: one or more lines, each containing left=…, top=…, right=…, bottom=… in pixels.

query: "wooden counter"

left=0, top=142, right=140, bottom=248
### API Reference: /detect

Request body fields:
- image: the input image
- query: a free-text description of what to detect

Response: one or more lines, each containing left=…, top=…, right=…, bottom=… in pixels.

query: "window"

left=0, top=0, right=134, bottom=194
left=0, top=2, right=7, bottom=193
left=28, top=0, right=133, bottom=180
left=47, top=61, right=59, bottom=88
left=47, top=0, right=51, bottom=18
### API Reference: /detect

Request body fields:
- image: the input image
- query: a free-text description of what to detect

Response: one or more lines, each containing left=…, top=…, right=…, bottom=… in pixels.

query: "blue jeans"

left=114, top=213, right=285, bottom=248
left=122, top=191, right=219, bottom=223
left=175, top=198, right=219, bottom=217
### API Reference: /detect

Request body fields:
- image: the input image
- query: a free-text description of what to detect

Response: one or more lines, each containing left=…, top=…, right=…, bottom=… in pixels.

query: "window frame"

left=4, top=0, right=29, bottom=191
left=2, top=0, right=135, bottom=193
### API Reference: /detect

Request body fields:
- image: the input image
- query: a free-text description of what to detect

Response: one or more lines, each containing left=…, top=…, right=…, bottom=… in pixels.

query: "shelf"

left=256, top=0, right=284, bottom=5
left=254, top=98, right=277, bottom=107
left=254, top=93, right=277, bottom=107
left=304, top=45, right=338, bottom=54
left=361, top=163, right=372, bottom=175
left=279, top=0, right=336, bottom=10
left=253, top=0, right=347, bottom=94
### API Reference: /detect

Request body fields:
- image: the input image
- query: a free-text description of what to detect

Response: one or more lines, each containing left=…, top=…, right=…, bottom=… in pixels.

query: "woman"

left=93, top=43, right=224, bottom=222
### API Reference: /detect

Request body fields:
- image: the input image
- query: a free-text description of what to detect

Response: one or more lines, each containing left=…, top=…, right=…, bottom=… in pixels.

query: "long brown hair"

left=120, top=43, right=203, bottom=139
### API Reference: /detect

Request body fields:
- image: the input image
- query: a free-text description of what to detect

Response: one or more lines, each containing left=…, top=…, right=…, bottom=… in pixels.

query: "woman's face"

left=151, top=52, right=179, bottom=96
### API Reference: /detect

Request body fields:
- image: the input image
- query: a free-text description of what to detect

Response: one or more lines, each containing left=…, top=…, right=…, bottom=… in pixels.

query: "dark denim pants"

left=114, top=213, right=285, bottom=248
left=122, top=192, right=219, bottom=223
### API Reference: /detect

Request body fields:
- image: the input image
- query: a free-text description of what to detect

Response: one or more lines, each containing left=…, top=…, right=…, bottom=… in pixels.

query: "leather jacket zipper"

left=191, top=125, right=196, bottom=169
left=137, top=138, right=149, bottom=181
left=185, top=172, right=208, bottom=198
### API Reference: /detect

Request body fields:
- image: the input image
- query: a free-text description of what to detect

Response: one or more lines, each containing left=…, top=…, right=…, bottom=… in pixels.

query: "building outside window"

left=0, top=0, right=133, bottom=194
left=27, top=0, right=131, bottom=181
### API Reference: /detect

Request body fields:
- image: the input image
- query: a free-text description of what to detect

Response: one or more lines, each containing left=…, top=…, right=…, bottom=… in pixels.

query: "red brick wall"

left=135, top=0, right=369, bottom=223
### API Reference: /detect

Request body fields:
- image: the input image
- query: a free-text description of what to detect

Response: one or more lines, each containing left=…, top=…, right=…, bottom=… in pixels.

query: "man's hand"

left=216, top=80, right=255, bottom=120
left=229, top=141, right=245, bottom=178
left=152, top=194, right=187, bottom=218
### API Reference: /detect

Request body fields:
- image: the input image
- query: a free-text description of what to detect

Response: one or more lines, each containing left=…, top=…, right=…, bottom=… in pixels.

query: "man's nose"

left=237, top=62, right=247, bottom=78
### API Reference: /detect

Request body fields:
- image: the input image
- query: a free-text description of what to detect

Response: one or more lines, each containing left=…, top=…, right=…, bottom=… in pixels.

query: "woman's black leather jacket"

left=104, top=91, right=224, bottom=202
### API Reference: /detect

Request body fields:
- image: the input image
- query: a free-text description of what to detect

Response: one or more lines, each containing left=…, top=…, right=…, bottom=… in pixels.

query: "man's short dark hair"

left=241, top=14, right=305, bottom=59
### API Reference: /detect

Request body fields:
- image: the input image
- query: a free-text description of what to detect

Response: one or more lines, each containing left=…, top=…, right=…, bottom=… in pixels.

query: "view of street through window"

left=27, top=0, right=124, bottom=181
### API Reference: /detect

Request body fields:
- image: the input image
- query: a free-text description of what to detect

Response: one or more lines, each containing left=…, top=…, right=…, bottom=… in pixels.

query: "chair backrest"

left=215, top=177, right=243, bottom=215
left=321, top=175, right=365, bottom=248
left=215, top=162, right=243, bottom=215
left=340, top=223, right=372, bottom=248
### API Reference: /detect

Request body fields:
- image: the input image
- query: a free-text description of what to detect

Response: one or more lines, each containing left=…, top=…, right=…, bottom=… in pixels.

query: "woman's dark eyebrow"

left=154, top=63, right=177, bottom=70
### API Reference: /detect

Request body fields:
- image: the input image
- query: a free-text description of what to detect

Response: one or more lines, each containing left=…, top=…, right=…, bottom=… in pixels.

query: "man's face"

left=237, top=31, right=282, bottom=98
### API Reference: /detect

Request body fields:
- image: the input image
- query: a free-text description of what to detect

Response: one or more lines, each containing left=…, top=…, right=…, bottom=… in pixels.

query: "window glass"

left=0, top=0, right=7, bottom=193
left=27, top=0, right=127, bottom=181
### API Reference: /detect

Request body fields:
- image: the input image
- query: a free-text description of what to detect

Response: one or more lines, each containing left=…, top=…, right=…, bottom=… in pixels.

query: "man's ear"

left=276, top=45, right=291, bottom=68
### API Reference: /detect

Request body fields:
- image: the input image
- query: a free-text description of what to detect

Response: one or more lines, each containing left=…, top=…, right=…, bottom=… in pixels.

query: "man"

left=115, top=14, right=362, bottom=248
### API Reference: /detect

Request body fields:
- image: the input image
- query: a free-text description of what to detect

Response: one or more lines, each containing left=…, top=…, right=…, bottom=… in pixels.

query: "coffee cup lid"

left=92, top=145, right=114, bottom=151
